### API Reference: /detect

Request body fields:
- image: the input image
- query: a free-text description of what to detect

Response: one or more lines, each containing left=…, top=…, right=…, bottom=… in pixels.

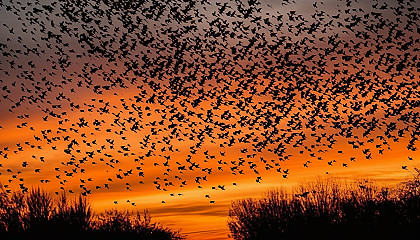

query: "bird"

left=0, top=0, right=417, bottom=208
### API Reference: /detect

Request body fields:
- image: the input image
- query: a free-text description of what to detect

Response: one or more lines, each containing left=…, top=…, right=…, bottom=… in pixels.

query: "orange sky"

left=0, top=87, right=418, bottom=239
left=1, top=0, right=419, bottom=239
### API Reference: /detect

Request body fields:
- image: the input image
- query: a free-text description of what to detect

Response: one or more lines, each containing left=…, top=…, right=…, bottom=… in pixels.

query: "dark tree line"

left=0, top=186, right=184, bottom=240
left=228, top=170, right=420, bottom=240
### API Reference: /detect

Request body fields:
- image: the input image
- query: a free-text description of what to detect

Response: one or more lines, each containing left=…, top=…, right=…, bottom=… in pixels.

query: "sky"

left=0, top=0, right=419, bottom=239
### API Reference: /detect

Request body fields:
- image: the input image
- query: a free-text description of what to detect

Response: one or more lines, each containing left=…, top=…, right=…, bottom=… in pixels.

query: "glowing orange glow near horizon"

left=1, top=86, right=419, bottom=239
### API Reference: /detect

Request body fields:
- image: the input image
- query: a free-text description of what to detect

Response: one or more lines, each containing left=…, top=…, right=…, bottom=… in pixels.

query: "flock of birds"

left=0, top=0, right=419, bottom=205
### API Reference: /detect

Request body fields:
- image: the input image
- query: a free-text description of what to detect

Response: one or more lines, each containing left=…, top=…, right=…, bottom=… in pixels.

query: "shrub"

left=94, top=209, right=184, bottom=240
left=25, top=187, right=54, bottom=231
left=0, top=184, right=25, bottom=232
left=228, top=175, right=420, bottom=240
left=0, top=186, right=184, bottom=240
left=51, top=193, right=93, bottom=232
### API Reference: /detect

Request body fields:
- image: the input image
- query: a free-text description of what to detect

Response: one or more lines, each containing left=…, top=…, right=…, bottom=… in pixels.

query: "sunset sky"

left=0, top=0, right=419, bottom=239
